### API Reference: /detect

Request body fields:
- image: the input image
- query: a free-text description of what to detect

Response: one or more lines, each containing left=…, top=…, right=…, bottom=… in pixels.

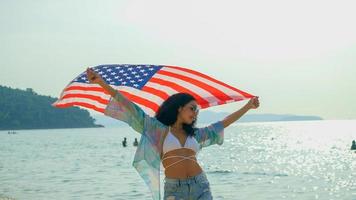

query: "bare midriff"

left=162, top=148, right=202, bottom=179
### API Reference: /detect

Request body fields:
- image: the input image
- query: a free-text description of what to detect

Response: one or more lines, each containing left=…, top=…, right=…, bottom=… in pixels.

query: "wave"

left=241, top=171, right=288, bottom=177
left=207, top=170, right=233, bottom=174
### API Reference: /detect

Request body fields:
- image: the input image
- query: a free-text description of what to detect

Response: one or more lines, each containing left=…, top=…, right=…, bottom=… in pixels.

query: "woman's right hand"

left=86, top=68, right=105, bottom=85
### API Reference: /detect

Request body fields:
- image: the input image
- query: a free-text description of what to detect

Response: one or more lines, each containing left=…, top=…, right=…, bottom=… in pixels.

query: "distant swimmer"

left=351, top=140, right=356, bottom=150
left=122, top=137, right=127, bottom=147
left=133, top=138, right=138, bottom=147
left=7, top=131, right=16, bottom=134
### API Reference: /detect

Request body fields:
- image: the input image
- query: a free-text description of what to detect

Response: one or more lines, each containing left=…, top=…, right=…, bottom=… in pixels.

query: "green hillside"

left=0, top=85, right=102, bottom=130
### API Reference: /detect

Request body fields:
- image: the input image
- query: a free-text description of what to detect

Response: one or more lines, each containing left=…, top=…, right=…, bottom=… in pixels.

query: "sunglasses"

left=187, top=105, right=199, bottom=113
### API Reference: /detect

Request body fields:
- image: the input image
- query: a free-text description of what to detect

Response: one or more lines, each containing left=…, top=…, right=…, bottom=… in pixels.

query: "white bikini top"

left=161, top=127, right=200, bottom=170
left=162, top=127, right=200, bottom=155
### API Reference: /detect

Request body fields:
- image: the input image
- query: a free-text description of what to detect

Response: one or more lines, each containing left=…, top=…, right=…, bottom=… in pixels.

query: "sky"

left=1, top=0, right=355, bottom=120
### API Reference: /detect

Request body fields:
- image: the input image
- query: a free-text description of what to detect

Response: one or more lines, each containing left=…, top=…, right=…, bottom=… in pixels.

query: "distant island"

left=198, top=111, right=323, bottom=123
left=0, top=85, right=102, bottom=130
left=93, top=110, right=323, bottom=127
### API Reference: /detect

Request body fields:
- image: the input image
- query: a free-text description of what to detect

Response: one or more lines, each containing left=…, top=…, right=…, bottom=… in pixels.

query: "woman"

left=86, top=68, right=259, bottom=200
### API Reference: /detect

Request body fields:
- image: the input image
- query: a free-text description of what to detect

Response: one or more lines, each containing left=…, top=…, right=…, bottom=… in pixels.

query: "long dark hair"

left=155, top=93, right=197, bottom=136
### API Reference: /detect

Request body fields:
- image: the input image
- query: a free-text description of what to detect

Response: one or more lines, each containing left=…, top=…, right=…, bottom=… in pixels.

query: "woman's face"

left=178, top=100, right=199, bottom=124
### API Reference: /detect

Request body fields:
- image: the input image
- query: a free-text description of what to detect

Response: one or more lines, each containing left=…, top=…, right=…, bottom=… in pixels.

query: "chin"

left=186, top=120, right=196, bottom=125
left=183, top=121, right=193, bottom=125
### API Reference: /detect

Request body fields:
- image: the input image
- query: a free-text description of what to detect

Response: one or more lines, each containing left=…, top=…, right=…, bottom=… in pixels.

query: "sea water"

left=1, top=120, right=355, bottom=200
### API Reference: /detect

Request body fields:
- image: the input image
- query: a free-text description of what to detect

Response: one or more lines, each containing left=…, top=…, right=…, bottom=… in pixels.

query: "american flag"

left=53, top=64, right=254, bottom=116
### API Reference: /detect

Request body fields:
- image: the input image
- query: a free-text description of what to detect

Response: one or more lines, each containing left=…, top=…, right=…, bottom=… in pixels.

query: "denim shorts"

left=164, top=172, right=212, bottom=200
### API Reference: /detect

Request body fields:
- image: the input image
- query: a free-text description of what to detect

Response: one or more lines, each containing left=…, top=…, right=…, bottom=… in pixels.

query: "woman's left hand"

left=247, top=97, right=260, bottom=109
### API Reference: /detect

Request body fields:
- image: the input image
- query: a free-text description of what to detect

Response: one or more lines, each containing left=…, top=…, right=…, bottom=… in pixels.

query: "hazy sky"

left=1, top=0, right=355, bottom=119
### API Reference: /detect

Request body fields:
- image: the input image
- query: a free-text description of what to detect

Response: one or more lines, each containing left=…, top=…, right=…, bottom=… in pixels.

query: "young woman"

left=86, top=68, right=259, bottom=200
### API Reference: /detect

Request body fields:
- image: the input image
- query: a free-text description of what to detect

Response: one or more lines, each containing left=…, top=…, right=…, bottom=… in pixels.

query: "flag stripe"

left=65, top=85, right=108, bottom=94
left=166, top=66, right=254, bottom=98
left=61, top=89, right=110, bottom=99
left=161, top=66, right=246, bottom=98
left=55, top=102, right=105, bottom=113
left=141, top=86, right=171, bottom=100
left=60, top=93, right=109, bottom=105
left=113, top=86, right=165, bottom=105
left=60, top=84, right=160, bottom=114
left=152, top=74, right=219, bottom=105
left=119, top=90, right=160, bottom=112
left=54, top=97, right=106, bottom=111
left=149, top=77, right=211, bottom=108
left=144, top=82, right=179, bottom=95
left=55, top=91, right=155, bottom=116
left=54, top=96, right=107, bottom=109
left=56, top=102, right=105, bottom=113
left=65, top=83, right=163, bottom=105
left=157, top=68, right=234, bottom=102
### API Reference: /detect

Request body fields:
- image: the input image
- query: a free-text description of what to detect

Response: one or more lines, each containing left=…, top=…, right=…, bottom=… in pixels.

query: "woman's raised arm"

left=222, top=97, right=260, bottom=128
